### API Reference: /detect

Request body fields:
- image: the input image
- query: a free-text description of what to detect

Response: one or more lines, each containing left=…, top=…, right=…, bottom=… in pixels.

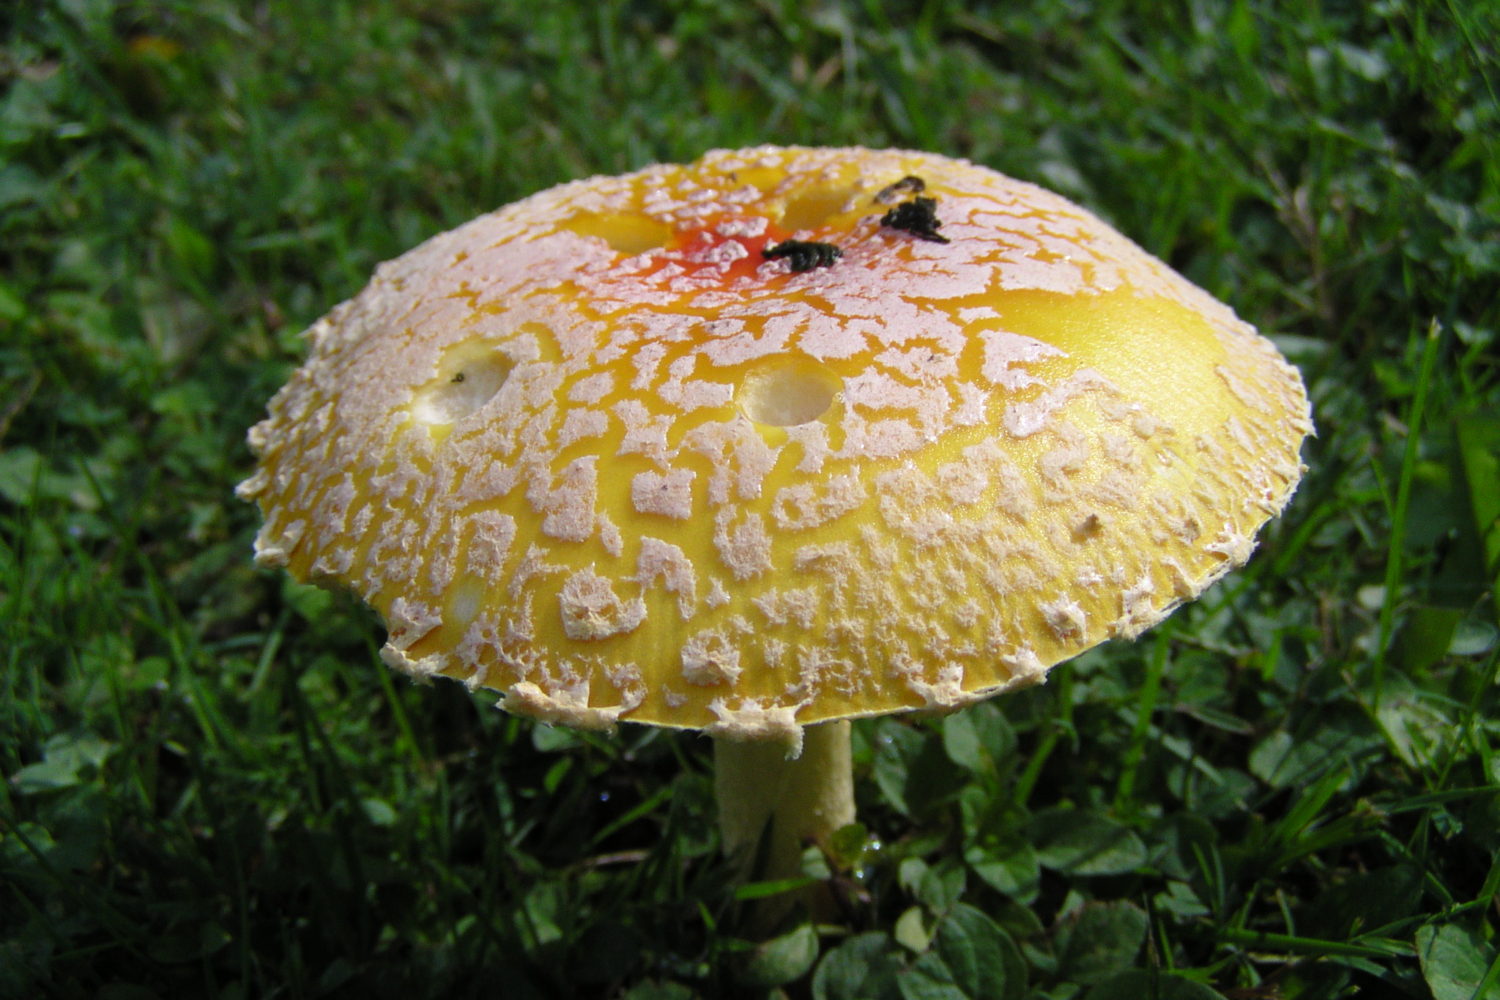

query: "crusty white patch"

left=464, top=510, right=516, bottom=575
left=634, top=536, right=697, bottom=617
left=658, top=353, right=734, bottom=412
left=1115, top=573, right=1158, bottom=638
left=1004, top=368, right=1119, bottom=437
left=753, top=587, right=819, bottom=630
left=714, top=510, right=773, bottom=580
left=251, top=518, right=302, bottom=567
left=1206, top=526, right=1256, bottom=564
left=557, top=407, right=609, bottom=449
left=1001, top=646, right=1048, bottom=685
left=705, top=578, right=730, bottom=609
left=1041, top=597, right=1088, bottom=640
left=771, top=475, right=866, bottom=530
left=704, top=699, right=804, bottom=747
left=687, top=419, right=780, bottom=504
left=631, top=469, right=695, bottom=519
left=385, top=597, right=442, bottom=653
left=979, top=328, right=1065, bottom=389
left=568, top=371, right=615, bottom=403
left=531, top=457, right=599, bottom=543
left=1038, top=422, right=1091, bottom=495
left=504, top=679, right=641, bottom=731
left=715, top=215, right=768, bottom=238
left=681, top=629, right=742, bottom=687
left=558, top=568, right=646, bottom=640
left=614, top=399, right=673, bottom=465
left=937, top=455, right=989, bottom=506
left=312, top=545, right=356, bottom=578
left=787, top=419, right=833, bottom=472
left=903, top=661, right=966, bottom=708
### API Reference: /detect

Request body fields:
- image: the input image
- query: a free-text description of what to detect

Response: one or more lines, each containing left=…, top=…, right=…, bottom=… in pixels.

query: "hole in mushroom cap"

left=738, top=362, right=841, bottom=427
left=778, top=186, right=858, bottom=233
left=560, top=212, right=673, bottom=255
left=412, top=347, right=513, bottom=426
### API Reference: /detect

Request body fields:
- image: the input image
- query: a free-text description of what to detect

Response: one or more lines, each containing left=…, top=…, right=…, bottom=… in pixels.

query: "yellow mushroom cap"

left=238, top=146, right=1312, bottom=740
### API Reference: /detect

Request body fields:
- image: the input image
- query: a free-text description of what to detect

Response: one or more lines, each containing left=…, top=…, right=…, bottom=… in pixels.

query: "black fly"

left=763, top=239, right=843, bottom=272
left=874, top=174, right=926, bottom=204
left=880, top=195, right=949, bottom=244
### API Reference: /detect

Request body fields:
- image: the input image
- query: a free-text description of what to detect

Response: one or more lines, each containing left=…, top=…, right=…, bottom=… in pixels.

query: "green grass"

left=3, top=1, right=1497, bottom=997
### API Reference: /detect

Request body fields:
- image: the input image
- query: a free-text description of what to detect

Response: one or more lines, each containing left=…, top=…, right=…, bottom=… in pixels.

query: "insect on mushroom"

left=880, top=195, right=949, bottom=244
left=763, top=239, right=843, bottom=273
left=874, top=174, right=927, bottom=204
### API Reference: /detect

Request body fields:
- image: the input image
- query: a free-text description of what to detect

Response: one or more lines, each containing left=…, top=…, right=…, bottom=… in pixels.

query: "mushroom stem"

left=713, top=719, right=855, bottom=883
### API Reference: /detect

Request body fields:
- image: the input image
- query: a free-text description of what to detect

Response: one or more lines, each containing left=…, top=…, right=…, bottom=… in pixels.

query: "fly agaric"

left=239, top=146, right=1311, bottom=884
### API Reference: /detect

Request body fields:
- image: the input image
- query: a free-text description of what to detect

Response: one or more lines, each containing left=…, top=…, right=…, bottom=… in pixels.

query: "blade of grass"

left=1219, top=926, right=1414, bottom=960
left=1376, top=319, right=1443, bottom=698
left=1454, top=416, right=1500, bottom=619
left=1012, top=663, right=1076, bottom=808
left=1114, top=629, right=1170, bottom=813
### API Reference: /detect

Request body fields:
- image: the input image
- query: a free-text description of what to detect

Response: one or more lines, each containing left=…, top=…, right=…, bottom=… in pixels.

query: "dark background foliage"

left=2, top=1, right=1497, bottom=997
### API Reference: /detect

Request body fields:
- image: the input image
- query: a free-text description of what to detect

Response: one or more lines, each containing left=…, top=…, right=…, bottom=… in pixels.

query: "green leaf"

left=0, top=276, right=26, bottom=321
left=873, top=722, right=927, bottom=817
left=517, top=882, right=564, bottom=948
left=618, top=983, right=693, bottom=1000
left=1154, top=881, right=1210, bottom=919
left=10, top=757, right=89, bottom=794
left=1029, top=810, right=1148, bottom=876
left=965, top=838, right=1040, bottom=900
left=874, top=720, right=966, bottom=818
left=943, top=711, right=985, bottom=773
left=1057, top=902, right=1149, bottom=985
left=1418, top=923, right=1500, bottom=1000
left=899, top=951, right=970, bottom=1000
left=898, top=856, right=966, bottom=912
left=1456, top=415, right=1500, bottom=606
left=8, top=731, right=114, bottom=794
left=1164, top=759, right=1256, bottom=820
left=895, top=905, right=1025, bottom=1000
left=895, top=906, right=932, bottom=953
left=932, top=904, right=1026, bottom=999
left=1087, top=970, right=1227, bottom=999
left=942, top=703, right=1015, bottom=774
left=163, top=216, right=217, bottom=278
left=741, top=922, right=820, bottom=989
left=1247, top=715, right=1380, bottom=789
left=813, top=933, right=905, bottom=1000
left=0, top=447, right=100, bottom=509
left=279, top=578, right=334, bottom=624
left=359, top=798, right=396, bottom=827
left=1151, top=813, right=1218, bottom=882
left=1376, top=680, right=1460, bottom=769
left=620, top=983, right=695, bottom=1000
left=826, top=821, right=877, bottom=870
left=532, top=723, right=581, bottom=753
left=1395, top=606, right=1466, bottom=673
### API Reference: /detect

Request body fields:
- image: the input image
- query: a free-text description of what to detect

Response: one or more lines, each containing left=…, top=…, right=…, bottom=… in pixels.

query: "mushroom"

left=238, top=146, right=1311, bottom=889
